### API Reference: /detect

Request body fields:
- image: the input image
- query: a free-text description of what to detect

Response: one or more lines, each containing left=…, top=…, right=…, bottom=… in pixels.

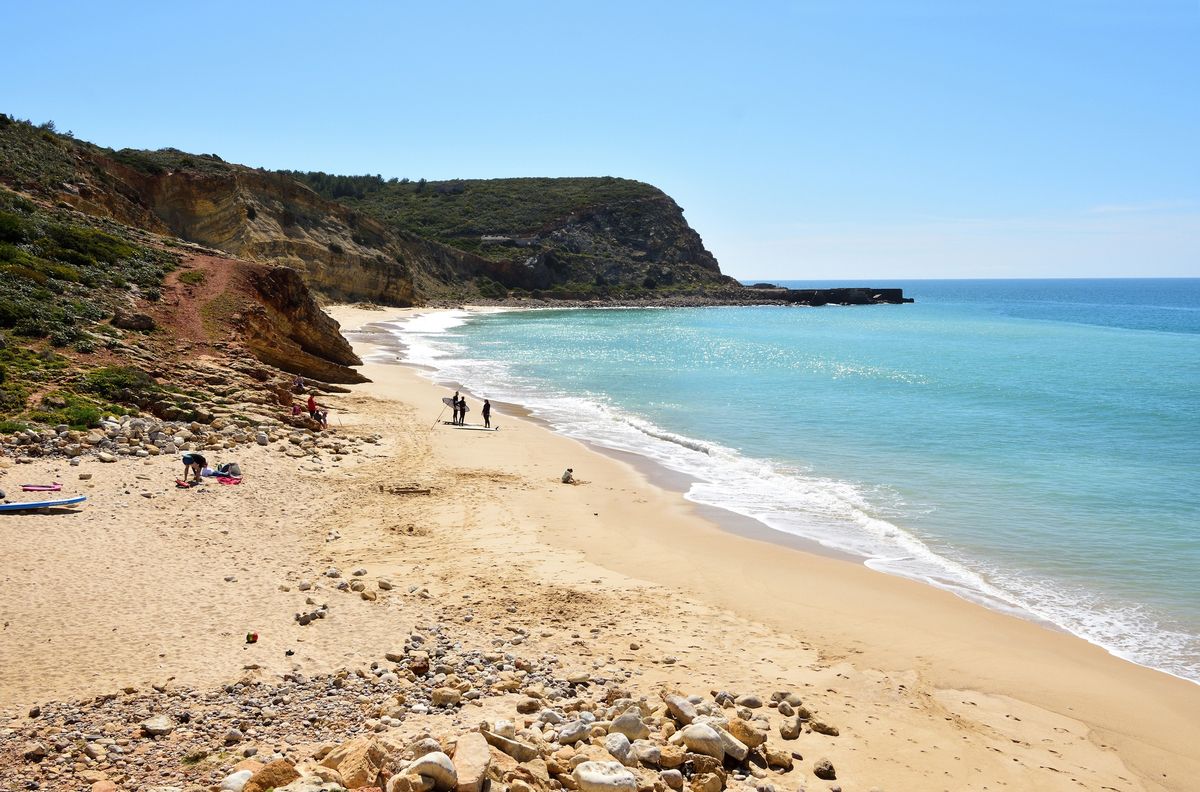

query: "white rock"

left=710, top=724, right=749, bottom=762
left=139, top=714, right=175, bottom=736
left=631, top=740, right=661, bottom=766
left=679, top=723, right=724, bottom=761
left=219, top=769, right=254, bottom=791
left=558, top=720, right=590, bottom=745
left=405, top=750, right=457, bottom=791
left=609, top=711, right=650, bottom=741
left=603, top=732, right=632, bottom=765
left=572, top=761, right=638, bottom=792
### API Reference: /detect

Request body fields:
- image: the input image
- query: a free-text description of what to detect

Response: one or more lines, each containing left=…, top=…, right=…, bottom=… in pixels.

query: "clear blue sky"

left=4, top=1, right=1197, bottom=279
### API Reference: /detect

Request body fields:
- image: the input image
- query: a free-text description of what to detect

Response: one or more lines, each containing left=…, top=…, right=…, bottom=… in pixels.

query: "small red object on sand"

left=246, top=632, right=258, bottom=644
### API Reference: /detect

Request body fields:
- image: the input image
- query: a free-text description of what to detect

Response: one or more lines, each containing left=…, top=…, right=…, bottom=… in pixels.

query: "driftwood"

left=379, top=483, right=431, bottom=496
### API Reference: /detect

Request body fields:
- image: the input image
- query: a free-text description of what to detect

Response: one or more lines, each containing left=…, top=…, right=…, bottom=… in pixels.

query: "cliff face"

left=322, top=176, right=737, bottom=297
left=240, top=266, right=367, bottom=384
left=1, top=117, right=737, bottom=305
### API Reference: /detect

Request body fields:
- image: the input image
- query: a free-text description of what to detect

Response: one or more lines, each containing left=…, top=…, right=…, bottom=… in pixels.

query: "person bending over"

left=182, top=452, right=207, bottom=483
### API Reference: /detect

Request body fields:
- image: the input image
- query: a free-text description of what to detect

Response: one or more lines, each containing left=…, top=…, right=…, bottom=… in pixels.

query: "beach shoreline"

left=1, top=304, right=1197, bottom=791
left=329, top=303, right=1200, bottom=790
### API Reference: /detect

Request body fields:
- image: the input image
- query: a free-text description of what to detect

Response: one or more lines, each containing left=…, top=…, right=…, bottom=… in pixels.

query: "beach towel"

left=21, top=483, right=62, bottom=492
left=217, top=476, right=242, bottom=485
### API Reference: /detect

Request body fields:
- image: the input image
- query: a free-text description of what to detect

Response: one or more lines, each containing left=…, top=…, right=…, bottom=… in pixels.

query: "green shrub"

left=0, top=210, right=29, bottom=243
left=178, top=270, right=207, bottom=285
left=0, top=419, right=27, bottom=433
left=82, top=365, right=159, bottom=400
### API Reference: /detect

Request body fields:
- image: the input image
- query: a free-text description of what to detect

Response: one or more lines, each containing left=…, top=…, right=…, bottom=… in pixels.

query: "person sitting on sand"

left=307, top=392, right=330, bottom=427
left=182, top=452, right=207, bottom=483
left=562, top=467, right=575, bottom=484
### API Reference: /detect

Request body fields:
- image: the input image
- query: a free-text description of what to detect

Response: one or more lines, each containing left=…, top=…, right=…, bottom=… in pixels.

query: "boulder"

left=679, top=724, right=724, bottom=761
left=112, top=310, right=157, bottom=331
left=244, top=759, right=301, bottom=792
left=22, top=741, right=48, bottom=761
left=451, top=732, right=491, bottom=792
left=662, top=694, right=696, bottom=725
left=726, top=718, right=767, bottom=749
left=660, top=770, right=684, bottom=791
left=431, top=687, right=461, bottom=706
left=810, top=720, right=839, bottom=736
left=630, top=739, right=661, bottom=766
left=602, top=732, right=632, bottom=765
left=219, top=770, right=254, bottom=791
left=406, top=751, right=457, bottom=791
left=321, top=736, right=387, bottom=789
left=734, top=694, right=763, bottom=709
left=481, top=730, right=539, bottom=762
left=557, top=720, right=590, bottom=745
left=763, top=747, right=793, bottom=771
left=812, top=758, right=836, bottom=780
left=710, top=725, right=749, bottom=762
left=779, top=716, right=801, bottom=740
left=572, top=761, right=638, bottom=792
left=609, top=711, right=650, bottom=741
left=658, top=744, right=685, bottom=769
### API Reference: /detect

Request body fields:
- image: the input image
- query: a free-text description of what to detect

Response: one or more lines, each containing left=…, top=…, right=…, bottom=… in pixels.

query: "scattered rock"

left=663, top=693, right=696, bottom=725
left=243, top=759, right=301, bottom=792
left=727, top=717, right=768, bottom=749
left=451, top=733, right=490, bottom=792
left=813, top=758, right=837, bottom=780
left=406, top=751, right=458, bottom=791
left=609, top=711, right=650, bottom=741
left=139, top=714, right=175, bottom=736
left=22, top=741, right=48, bottom=762
left=572, top=761, right=639, bottom=792
left=679, top=723, right=724, bottom=761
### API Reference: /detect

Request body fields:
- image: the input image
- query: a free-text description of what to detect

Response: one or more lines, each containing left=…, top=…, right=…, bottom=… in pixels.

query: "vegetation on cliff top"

left=287, top=172, right=665, bottom=254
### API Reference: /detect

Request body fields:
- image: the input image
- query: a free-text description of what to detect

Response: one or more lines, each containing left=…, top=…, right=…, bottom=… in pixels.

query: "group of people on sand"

left=449, top=390, right=491, bottom=428
left=290, top=376, right=330, bottom=429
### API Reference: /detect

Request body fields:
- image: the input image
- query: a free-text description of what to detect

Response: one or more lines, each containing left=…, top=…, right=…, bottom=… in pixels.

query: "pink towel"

left=217, top=476, right=242, bottom=485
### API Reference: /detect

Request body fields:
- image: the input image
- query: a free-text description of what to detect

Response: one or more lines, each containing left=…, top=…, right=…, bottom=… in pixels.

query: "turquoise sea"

left=371, top=279, right=1200, bottom=683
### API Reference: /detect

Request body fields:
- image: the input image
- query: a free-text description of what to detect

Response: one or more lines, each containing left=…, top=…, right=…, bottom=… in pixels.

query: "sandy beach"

left=2, top=304, right=1198, bottom=792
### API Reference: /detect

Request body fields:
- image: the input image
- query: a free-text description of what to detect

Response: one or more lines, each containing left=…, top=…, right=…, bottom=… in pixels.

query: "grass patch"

left=200, top=292, right=242, bottom=341
left=82, top=365, right=160, bottom=401
left=0, top=419, right=27, bottom=433
left=181, top=749, right=209, bottom=766
left=178, top=269, right=207, bottom=285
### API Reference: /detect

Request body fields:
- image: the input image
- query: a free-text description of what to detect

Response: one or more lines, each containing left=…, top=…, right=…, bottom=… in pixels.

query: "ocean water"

left=367, top=279, right=1200, bottom=683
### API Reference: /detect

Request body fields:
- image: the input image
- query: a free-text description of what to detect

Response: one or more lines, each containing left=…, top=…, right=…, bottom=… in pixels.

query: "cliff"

left=298, top=175, right=740, bottom=298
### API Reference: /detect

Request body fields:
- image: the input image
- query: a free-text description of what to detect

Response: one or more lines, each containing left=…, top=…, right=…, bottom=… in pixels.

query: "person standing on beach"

left=452, top=391, right=461, bottom=425
left=458, top=396, right=468, bottom=426
left=482, top=399, right=491, bottom=428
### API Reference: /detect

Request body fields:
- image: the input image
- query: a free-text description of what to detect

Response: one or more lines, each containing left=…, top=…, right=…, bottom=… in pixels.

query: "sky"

left=3, top=1, right=1197, bottom=279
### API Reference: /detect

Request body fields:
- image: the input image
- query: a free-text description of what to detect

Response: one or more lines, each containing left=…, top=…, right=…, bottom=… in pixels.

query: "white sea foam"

left=376, top=310, right=1200, bottom=684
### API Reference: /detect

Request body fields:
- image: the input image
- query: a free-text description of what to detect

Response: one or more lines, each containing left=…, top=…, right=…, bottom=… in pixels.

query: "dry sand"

left=1, top=303, right=1197, bottom=792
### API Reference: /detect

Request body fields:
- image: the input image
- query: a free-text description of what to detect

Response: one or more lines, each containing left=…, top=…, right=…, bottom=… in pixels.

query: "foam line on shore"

left=359, top=307, right=1200, bottom=685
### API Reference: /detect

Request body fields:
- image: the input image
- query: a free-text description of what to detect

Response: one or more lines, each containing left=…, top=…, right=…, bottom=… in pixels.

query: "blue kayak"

left=0, top=495, right=87, bottom=512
